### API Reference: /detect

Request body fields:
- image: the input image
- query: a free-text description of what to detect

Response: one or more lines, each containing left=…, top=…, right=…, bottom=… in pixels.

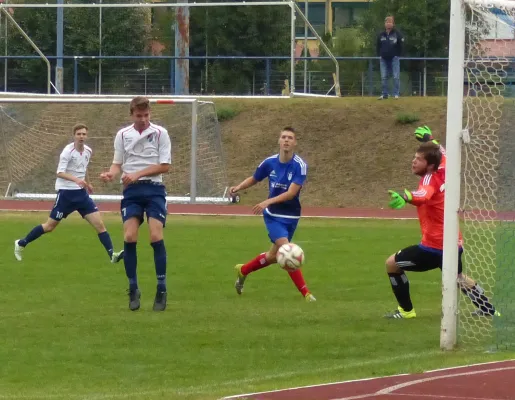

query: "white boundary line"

left=223, top=359, right=515, bottom=400
left=0, top=208, right=418, bottom=220
left=330, top=365, right=515, bottom=400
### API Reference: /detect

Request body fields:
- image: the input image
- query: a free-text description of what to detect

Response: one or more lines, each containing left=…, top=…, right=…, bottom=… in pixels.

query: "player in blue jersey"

left=14, top=123, right=124, bottom=264
left=229, top=127, right=316, bottom=301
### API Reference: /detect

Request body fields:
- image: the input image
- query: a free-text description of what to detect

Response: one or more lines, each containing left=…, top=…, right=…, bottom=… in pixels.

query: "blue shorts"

left=263, top=212, right=299, bottom=243
left=50, top=189, right=98, bottom=221
left=120, top=181, right=167, bottom=226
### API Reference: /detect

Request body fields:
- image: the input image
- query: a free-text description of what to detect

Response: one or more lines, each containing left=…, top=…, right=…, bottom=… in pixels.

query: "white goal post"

left=442, top=0, right=515, bottom=350
left=0, top=96, right=230, bottom=204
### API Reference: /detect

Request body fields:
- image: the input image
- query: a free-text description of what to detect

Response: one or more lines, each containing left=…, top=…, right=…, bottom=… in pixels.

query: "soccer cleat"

left=471, top=309, right=501, bottom=317
left=153, top=291, right=167, bottom=311
left=111, top=250, right=125, bottom=264
left=128, top=288, right=141, bottom=311
left=234, top=264, right=246, bottom=295
left=305, top=293, right=316, bottom=302
left=14, top=240, right=24, bottom=261
left=384, top=306, right=417, bottom=319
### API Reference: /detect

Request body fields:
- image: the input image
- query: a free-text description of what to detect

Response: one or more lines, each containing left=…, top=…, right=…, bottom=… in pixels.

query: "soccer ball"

left=277, top=243, right=304, bottom=271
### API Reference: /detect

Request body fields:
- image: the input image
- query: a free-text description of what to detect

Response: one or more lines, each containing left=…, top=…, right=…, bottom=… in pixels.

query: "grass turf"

left=0, top=213, right=513, bottom=400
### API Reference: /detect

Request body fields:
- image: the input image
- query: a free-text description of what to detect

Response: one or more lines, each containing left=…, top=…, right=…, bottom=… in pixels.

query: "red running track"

left=223, top=360, right=515, bottom=400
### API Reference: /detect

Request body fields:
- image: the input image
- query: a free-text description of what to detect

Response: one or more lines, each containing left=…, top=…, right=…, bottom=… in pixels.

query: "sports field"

left=1, top=212, right=514, bottom=400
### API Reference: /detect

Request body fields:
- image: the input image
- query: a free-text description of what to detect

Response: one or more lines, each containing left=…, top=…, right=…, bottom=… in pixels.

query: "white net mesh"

left=0, top=99, right=228, bottom=203
left=459, top=0, right=515, bottom=348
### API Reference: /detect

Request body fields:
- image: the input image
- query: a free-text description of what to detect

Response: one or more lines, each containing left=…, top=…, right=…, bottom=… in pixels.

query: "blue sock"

left=151, top=240, right=167, bottom=292
left=124, top=242, right=138, bottom=290
left=18, top=225, right=45, bottom=247
left=97, top=231, right=114, bottom=259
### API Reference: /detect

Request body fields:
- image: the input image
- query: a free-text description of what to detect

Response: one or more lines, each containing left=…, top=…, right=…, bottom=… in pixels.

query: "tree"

left=357, top=0, right=451, bottom=96
left=189, top=3, right=291, bottom=93
left=5, top=1, right=150, bottom=93
left=358, top=0, right=450, bottom=58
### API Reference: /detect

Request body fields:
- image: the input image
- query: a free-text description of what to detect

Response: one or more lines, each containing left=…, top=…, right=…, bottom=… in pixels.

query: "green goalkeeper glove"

left=388, top=189, right=412, bottom=209
left=414, top=125, right=439, bottom=145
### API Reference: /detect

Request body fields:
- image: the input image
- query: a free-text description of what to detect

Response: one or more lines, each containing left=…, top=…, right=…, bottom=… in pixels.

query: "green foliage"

left=216, top=105, right=240, bottom=121
left=358, top=0, right=450, bottom=57
left=5, top=2, right=149, bottom=92
left=311, top=28, right=367, bottom=94
left=189, top=4, right=290, bottom=93
left=396, top=112, right=420, bottom=124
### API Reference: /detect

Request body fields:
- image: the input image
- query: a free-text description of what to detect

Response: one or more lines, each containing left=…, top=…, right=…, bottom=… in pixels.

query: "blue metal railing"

left=0, top=55, right=451, bottom=96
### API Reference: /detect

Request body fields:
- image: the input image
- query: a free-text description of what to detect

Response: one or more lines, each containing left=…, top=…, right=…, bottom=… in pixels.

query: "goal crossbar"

left=0, top=2, right=293, bottom=8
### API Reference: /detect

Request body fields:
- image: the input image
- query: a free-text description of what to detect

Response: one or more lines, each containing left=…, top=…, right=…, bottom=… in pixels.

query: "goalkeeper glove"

left=388, top=189, right=413, bottom=209
left=414, top=125, right=439, bottom=145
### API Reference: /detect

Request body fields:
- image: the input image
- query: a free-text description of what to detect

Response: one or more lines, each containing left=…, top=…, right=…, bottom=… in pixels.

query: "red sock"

left=241, top=253, right=271, bottom=276
left=288, top=269, right=309, bottom=296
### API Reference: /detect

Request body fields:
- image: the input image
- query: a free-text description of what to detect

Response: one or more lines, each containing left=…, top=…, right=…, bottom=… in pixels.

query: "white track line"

left=388, top=395, right=503, bottom=400
left=224, top=359, right=515, bottom=400
left=330, top=365, right=515, bottom=400
left=222, top=351, right=438, bottom=399
left=0, top=203, right=417, bottom=220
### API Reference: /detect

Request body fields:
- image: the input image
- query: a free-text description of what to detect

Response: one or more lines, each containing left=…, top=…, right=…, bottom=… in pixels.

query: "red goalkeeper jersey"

left=409, top=170, right=462, bottom=250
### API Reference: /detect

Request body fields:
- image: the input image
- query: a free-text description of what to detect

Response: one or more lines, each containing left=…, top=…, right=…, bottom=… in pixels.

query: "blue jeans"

left=380, top=57, right=400, bottom=97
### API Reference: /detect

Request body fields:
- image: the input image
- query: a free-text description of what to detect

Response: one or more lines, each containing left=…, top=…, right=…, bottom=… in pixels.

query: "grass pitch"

left=0, top=213, right=513, bottom=400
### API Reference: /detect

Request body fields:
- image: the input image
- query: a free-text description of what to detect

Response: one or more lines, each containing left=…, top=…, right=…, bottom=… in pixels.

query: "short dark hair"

left=416, top=142, right=442, bottom=170
left=282, top=126, right=296, bottom=134
left=130, top=96, right=150, bottom=115
left=72, top=123, right=88, bottom=134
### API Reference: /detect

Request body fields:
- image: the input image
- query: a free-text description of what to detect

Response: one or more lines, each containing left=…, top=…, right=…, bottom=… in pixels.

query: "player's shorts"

left=50, top=188, right=98, bottom=221
left=394, top=244, right=463, bottom=274
left=121, top=180, right=167, bottom=226
left=263, top=212, right=299, bottom=243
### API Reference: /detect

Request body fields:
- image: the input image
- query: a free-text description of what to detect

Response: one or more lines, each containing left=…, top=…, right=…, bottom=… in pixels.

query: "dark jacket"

left=376, top=29, right=404, bottom=60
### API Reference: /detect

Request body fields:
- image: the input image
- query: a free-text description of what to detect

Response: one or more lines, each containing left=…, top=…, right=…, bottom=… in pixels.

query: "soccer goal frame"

left=0, top=1, right=340, bottom=97
left=0, top=96, right=230, bottom=204
left=441, top=0, right=515, bottom=350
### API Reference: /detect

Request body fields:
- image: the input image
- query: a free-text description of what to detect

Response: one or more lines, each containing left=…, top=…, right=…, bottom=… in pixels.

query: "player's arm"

left=262, top=183, right=302, bottom=206
left=230, top=176, right=258, bottom=195
left=388, top=180, right=437, bottom=209
left=254, top=161, right=307, bottom=213
left=100, top=132, right=124, bottom=182
left=84, top=171, right=94, bottom=194
left=122, top=129, right=171, bottom=184
left=56, top=149, right=87, bottom=188
left=57, top=172, right=87, bottom=187
left=230, top=158, right=271, bottom=195
left=101, top=163, right=122, bottom=182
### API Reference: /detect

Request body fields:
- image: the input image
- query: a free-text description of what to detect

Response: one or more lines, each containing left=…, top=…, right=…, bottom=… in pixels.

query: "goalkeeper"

left=383, top=137, right=499, bottom=319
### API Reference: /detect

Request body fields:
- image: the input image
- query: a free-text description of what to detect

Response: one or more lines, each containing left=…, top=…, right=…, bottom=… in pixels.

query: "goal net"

left=456, top=0, right=515, bottom=349
left=0, top=97, right=229, bottom=204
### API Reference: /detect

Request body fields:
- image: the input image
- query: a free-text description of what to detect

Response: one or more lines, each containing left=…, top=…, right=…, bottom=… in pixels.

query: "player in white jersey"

left=14, top=124, right=124, bottom=264
left=100, top=96, right=172, bottom=312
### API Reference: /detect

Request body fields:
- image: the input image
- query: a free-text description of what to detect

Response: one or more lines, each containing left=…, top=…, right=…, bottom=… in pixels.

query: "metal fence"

left=0, top=55, right=454, bottom=96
